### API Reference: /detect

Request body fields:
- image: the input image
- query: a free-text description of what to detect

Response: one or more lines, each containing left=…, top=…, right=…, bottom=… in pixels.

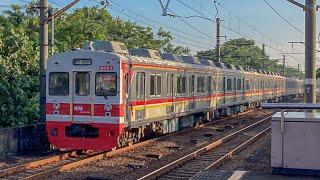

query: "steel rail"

left=138, top=116, right=271, bottom=180
left=21, top=123, right=208, bottom=179
left=0, top=151, right=77, bottom=178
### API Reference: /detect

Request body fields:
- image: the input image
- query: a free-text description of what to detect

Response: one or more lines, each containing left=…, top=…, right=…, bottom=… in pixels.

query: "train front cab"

left=46, top=51, right=124, bottom=151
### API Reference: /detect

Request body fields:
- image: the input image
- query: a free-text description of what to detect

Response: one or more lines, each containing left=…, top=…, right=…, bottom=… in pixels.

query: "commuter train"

left=46, top=41, right=303, bottom=151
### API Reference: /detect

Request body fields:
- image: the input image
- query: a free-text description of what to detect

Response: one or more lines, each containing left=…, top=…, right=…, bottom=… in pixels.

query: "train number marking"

left=99, top=66, right=113, bottom=71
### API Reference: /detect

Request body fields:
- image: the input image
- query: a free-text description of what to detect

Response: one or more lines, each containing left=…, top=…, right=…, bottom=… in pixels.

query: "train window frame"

left=189, top=75, right=195, bottom=95
left=49, top=72, right=69, bottom=96
left=75, top=72, right=90, bottom=96
left=177, top=75, right=187, bottom=95
left=150, top=74, right=162, bottom=97
left=156, top=74, right=162, bottom=96
left=150, top=74, right=156, bottom=96
left=207, top=76, right=212, bottom=93
left=95, top=72, right=117, bottom=97
left=166, top=73, right=173, bottom=96
left=226, top=78, right=232, bottom=92
left=136, top=72, right=145, bottom=99
left=197, top=76, right=206, bottom=94
left=237, top=78, right=242, bottom=91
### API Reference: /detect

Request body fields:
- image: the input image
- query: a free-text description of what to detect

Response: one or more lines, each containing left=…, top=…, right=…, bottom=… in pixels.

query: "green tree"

left=0, top=5, right=191, bottom=127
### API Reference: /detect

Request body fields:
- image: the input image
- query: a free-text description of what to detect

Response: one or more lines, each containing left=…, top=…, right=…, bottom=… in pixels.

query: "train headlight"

left=104, top=104, right=112, bottom=111
left=53, top=103, right=60, bottom=110
left=53, top=110, right=60, bottom=115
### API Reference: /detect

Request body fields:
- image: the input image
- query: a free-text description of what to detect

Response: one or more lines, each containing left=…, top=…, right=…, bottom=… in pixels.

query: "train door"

left=189, top=75, right=195, bottom=110
left=233, top=77, right=237, bottom=102
left=125, top=73, right=130, bottom=123
left=135, top=72, right=146, bottom=121
left=242, top=78, right=245, bottom=101
left=223, top=76, right=226, bottom=104
left=72, top=71, right=93, bottom=122
left=168, top=74, right=174, bottom=114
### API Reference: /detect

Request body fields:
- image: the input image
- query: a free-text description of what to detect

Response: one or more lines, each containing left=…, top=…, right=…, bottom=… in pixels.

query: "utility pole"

left=287, top=0, right=317, bottom=103
left=39, top=0, right=48, bottom=122
left=262, top=44, right=265, bottom=69
left=216, top=17, right=221, bottom=62
left=282, top=55, right=286, bottom=76
left=50, top=9, right=55, bottom=55
left=305, top=0, right=317, bottom=103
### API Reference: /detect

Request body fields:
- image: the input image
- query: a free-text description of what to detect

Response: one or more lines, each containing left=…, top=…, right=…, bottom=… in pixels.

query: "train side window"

left=156, top=75, right=162, bottom=96
left=226, top=78, right=232, bottom=92
left=150, top=74, right=162, bottom=97
left=237, top=79, right=242, bottom=91
left=207, top=76, right=212, bottom=93
left=212, top=77, right=216, bottom=92
left=150, top=74, right=156, bottom=96
left=181, top=76, right=186, bottom=94
left=222, top=77, right=225, bottom=92
left=95, top=72, right=117, bottom=96
left=49, top=72, right=69, bottom=96
left=75, top=72, right=90, bottom=96
left=245, top=79, right=250, bottom=91
left=167, top=74, right=173, bottom=96
left=136, top=72, right=145, bottom=99
left=197, top=76, right=205, bottom=93
left=189, top=75, right=195, bottom=94
left=177, top=75, right=187, bottom=95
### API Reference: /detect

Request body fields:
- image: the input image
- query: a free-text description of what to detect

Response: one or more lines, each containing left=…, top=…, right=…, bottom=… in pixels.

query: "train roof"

left=129, top=48, right=162, bottom=60
left=69, top=41, right=288, bottom=78
left=160, top=52, right=183, bottom=62
left=180, top=55, right=201, bottom=65
left=83, top=41, right=128, bottom=55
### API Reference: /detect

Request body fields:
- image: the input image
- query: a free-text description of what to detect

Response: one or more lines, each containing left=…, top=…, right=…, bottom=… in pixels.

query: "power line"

left=109, top=6, right=211, bottom=50
left=263, top=0, right=304, bottom=35
left=168, top=10, right=213, bottom=39
left=174, top=0, right=304, bottom=64
left=216, top=1, right=284, bottom=47
left=16, top=0, right=31, bottom=3
left=109, top=0, right=212, bottom=42
left=49, top=0, right=63, bottom=8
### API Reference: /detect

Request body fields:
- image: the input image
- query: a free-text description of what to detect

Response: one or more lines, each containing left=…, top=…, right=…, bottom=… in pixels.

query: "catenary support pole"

left=216, top=18, right=221, bottom=62
left=305, top=0, right=317, bottom=103
left=39, top=0, right=48, bottom=122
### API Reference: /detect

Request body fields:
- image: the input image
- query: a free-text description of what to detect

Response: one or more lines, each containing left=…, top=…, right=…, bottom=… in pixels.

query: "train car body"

left=46, top=41, right=304, bottom=151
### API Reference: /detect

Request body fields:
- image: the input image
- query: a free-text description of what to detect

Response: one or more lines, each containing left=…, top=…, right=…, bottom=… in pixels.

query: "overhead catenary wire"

left=263, top=0, right=304, bottom=35
left=109, top=6, right=211, bottom=50
left=173, top=0, right=304, bottom=65
left=108, top=0, right=213, bottom=44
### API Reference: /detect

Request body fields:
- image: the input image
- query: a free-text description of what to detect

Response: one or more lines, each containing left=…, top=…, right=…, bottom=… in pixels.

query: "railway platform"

left=192, top=170, right=315, bottom=180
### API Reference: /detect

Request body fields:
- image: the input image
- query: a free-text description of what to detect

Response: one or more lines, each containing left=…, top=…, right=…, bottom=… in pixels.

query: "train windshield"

left=95, top=72, right=117, bottom=96
left=49, top=72, right=69, bottom=96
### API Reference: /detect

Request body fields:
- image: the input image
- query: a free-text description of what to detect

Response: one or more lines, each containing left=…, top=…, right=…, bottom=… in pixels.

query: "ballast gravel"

left=51, top=110, right=274, bottom=180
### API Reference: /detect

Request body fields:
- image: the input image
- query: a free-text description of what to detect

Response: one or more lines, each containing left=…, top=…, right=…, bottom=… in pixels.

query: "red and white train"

left=46, top=41, right=303, bottom=151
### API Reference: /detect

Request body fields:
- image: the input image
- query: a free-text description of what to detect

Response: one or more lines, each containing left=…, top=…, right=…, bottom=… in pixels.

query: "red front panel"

left=46, top=121, right=125, bottom=151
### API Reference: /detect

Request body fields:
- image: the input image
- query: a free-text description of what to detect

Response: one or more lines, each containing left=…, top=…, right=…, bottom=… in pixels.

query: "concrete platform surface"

left=191, top=170, right=318, bottom=180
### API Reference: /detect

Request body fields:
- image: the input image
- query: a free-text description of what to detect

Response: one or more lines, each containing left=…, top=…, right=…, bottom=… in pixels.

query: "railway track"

left=0, top=108, right=267, bottom=180
left=138, top=116, right=271, bottom=180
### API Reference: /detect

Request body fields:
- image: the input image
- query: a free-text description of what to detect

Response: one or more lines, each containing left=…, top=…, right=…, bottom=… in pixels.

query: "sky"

left=3, top=0, right=319, bottom=70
